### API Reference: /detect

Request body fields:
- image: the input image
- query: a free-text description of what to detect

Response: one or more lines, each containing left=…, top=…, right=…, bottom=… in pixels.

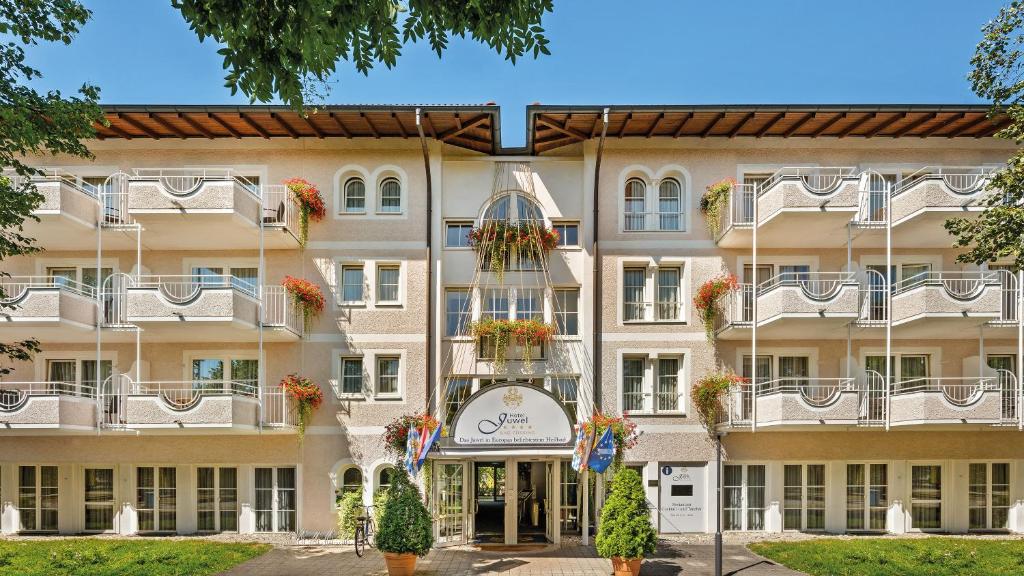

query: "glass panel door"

left=84, top=468, right=114, bottom=532
left=436, top=463, right=466, bottom=546
left=911, top=465, right=942, bottom=531
left=969, top=462, right=1010, bottom=531
left=18, top=465, right=58, bottom=532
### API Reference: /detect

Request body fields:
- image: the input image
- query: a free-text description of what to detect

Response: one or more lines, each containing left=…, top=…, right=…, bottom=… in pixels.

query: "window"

left=553, top=222, right=579, bottom=247
left=443, top=378, right=472, bottom=426
left=445, top=289, right=471, bottom=336
left=911, top=465, right=942, bottom=530
left=341, top=467, right=362, bottom=497
left=624, top=178, right=646, bottom=231
left=376, top=356, right=400, bottom=396
left=867, top=354, right=930, bottom=390
left=778, top=356, right=810, bottom=389
left=515, top=288, right=542, bottom=320
left=656, top=267, right=681, bottom=321
left=784, top=464, right=825, bottom=531
left=551, top=376, right=579, bottom=424
left=622, top=357, right=646, bottom=412
left=724, top=464, right=765, bottom=531
left=378, top=177, right=401, bottom=213
left=445, top=222, right=473, bottom=248
left=554, top=289, right=579, bottom=336
left=340, top=358, right=363, bottom=395
left=84, top=468, right=114, bottom=532
left=969, top=462, right=1010, bottom=531
left=378, top=467, right=398, bottom=494
left=656, top=358, right=681, bottom=411
left=376, top=265, right=400, bottom=303
left=623, top=355, right=685, bottom=414
left=197, top=467, right=238, bottom=532
left=560, top=461, right=580, bottom=533
left=190, top=357, right=257, bottom=395
left=483, top=288, right=509, bottom=320
left=343, top=178, right=366, bottom=213
left=46, top=359, right=76, bottom=395
left=846, top=463, right=887, bottom=531
left=137, top=466, right=176, bottom=532
left=19, top=465, right=58, bottom=532
left=342, top=265, right=365, bottom=303
left=189, top=265, right=257, bottom=295
left=255, top=467, right=296, bottom=532
left=658, top=178, right=682, bottom=231
left=623, top=267, right=646, bottom=322
left=192, top=358, right=224, bottom=392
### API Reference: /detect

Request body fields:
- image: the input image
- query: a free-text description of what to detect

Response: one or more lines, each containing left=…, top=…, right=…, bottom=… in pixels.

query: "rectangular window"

left=445, top=289, right=471, bottom=337
left=376, top=265, right=400, bottom=303
left=622, top=357, right=646, bottom=412
left=192, top=358, right=225, bottom=393
left=255, top=467, right=297, bottom=533
left=198, top=467, right=238, bottom=532
left=483, top=289, right=509, bottom=320
left=230, top=267, right=258, bottom=295
left=18, top=465, right=58, bottom=532
left=443, top=378, right=473, bottom=427
left=341, top=265, right=364, bottom=303
left=136, top=466, right=176, bottom=532
left=84, top=468, right=114, bottom=532
left=554, top=289, right=579, bottom=336
left=846, top=463, right=888, bottom=531
left=778, top=356, right=810, bottom=390
left=724, top=464, right=765, bottom=531
left=341, top=358, right=363, bottom=395
left=553, top=222, right=579, bottom=247
left=46, top=359, right=76, bottom=395
left=81, top=360, right=112, bottom=398
left=515, top=288, right=542, bottom=321
left=784, top=464, right=825, bottom=531
left=376, top=356, right=400, bottom=396
left=623, top=267, right=646, bottom=322
left=656, top=357, right=680, bottom=412
left=656, top=267, right=681, bottom=321
left=445, top=222, right=473, bottom=248
left=911, top=465, right=942, bottom=530
left=969, top=462, right=1010, bottom=530
left=899, top=355, right=929, bottom=384
left=551, top=376, right=579, bottom=424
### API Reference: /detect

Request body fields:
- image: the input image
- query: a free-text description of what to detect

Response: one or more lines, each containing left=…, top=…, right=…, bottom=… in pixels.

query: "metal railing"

left=993, top=269, right=1020, bottom=323
left=755, top=377, right=857, bottom=407
left=995, top=369, right=1018, bottom=423
left=622, top=300, right=684, bottom=322
left=718, top=283, right=754, bottom=327
left=261, top=184, right=297, bottom=229
left=892, top=270, right=999, bottom=299
left=0, top=276, right=94, bottom=302
left=134, top=379, right=258, bottom=410
left=759, top=167, right=858, bottom=196
left=3, top=168, right=100, bottom=198
left=891, top=377, right=999, bottom=406
left=859, top=371, right=887, bottom=424
left=892, top=166, right=995, bottom=196
left=727, top=383, right=753, bottom=426
left=729, top=183, right=756, bottom=227
left=758, top=271, right=856, bottom=301
left=0, top=381, right=96, bottom=411
left=263, top=285, right=303, bottom=333
left=623, top=210, right=686, bottom=232
left=130, top=168, right=252, bottom=197
left=856, top=171, right=890, bottom=224
left=261, top=388, right=292, bottom=426
left=130, top=274, right=258, bottom=303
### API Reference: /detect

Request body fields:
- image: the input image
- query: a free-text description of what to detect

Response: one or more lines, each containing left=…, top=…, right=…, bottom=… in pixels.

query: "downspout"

left=592, top=109, right=609, bottom=413
left=417, top=109, right=435, bottom=415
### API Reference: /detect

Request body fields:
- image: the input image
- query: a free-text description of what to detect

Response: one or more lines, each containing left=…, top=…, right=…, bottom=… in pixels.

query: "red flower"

left=282, top=276, right=325, bottom=313
left=284, top=178, right=326, bottom=221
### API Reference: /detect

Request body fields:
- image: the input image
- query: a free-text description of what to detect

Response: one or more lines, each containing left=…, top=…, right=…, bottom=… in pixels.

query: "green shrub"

left=336, top=491, right=363, bottom=540
left=375, top=469, right=433, bottom=556
left=595, top=468, right=657, bottom=560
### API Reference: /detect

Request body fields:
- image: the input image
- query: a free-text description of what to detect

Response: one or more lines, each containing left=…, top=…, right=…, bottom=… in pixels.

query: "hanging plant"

left=383, top=413, right=441, bottom=464
left=468, top=221, right=559, bottom=282
left=691, top=372, right=746, bottom=437
left=284, top=178, right=325, bottom=246
left=693, top=273, right=740, bottom=343
left=581, top=413, right=639, bottom=470
left=700, top=177, right=736, bottom=238
left=282, top=275, right=325, bottom=333
left=470, top=317, right=556, bottom=372
left=281, top=374, right=323, bottom=442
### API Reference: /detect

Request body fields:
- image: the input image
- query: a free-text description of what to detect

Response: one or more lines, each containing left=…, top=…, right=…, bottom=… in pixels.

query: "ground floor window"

left=783, top=464, right=825, bottom=531
left=846, top=463, right=887, bottom=531
left=255, top=467, right=296, bottom=532
left=197, top=467, right=238, bottom=532
left=724, top=464, right=765, bottom=531
left=911, top=465, right=942, bottom=530
left=560, top=462, right=579, bottom=533
left=84, top=468, right=115, bottom=532
left=969, top=462, right=1010, bottom=531
left=340, top=466, right=362, bottom=498
left=137, top=466, right=177, bottom=532
left=19, top=465, right=58, bottom=532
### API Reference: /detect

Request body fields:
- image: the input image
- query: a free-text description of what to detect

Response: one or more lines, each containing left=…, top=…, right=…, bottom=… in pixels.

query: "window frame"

left=375, top=264, right=401, bottom=305
left=342, top=177, right=367, bottom=214
left=340, top=264, right=366, bottom=305
left=444, top=288, right=472, bottom=338
left=377, top=177, right=403, bottom=214
left=553, top=288, right=580, bottom=337
left=551, top=220, right=581, bottom=248
left=617, top=351, right=688, bottom=415
left=255, top=466, right=297, bottom=533
left=375, top=355, right=401, bottom=398
left=444, top=220, right=474, bottom=249
left=621, top=260, right=688, bottom=324
left=196, top=466, right=239, bottom=533
left=336, top=351, right=405, bottom=401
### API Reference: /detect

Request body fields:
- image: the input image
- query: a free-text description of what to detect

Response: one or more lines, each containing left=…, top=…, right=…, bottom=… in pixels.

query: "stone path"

left=220, top=541, right=805, bottom=575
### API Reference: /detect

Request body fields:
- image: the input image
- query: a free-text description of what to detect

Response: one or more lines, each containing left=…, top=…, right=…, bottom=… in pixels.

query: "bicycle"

left=354, top=505, right=375, bottom=557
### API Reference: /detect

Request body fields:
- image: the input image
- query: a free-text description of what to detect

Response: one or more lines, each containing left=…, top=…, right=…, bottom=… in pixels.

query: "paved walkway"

left=220, top=541, right=804, bottom=575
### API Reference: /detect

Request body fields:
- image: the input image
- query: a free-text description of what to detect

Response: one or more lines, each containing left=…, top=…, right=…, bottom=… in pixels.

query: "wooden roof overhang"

left=527, top=105, right=1011, bottom=154
left=94, top=105, right=501, bottom=154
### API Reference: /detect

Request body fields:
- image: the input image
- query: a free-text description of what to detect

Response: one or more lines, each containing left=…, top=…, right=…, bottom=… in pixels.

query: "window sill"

left=622, top=320, right=687, bottom=325
left=553, top=335, right=583, bottom=342
left=372, top=395, right=404, bottom=401
left=444, top=336, right=474, bottom=342
left=338, top=211, right=367, bottom=216
left=622, top=411, right=686, bottom=417
left=443, top=246, right=473, bottom=251
left=374, top=301, right=404, bottom=308
left=337, top=394, right=367, bottom=401
left=374, top=211, right=405, bottom=216
left=338, top=301, right=367, bottom=308
left=621, top=229, right=688, bottom=234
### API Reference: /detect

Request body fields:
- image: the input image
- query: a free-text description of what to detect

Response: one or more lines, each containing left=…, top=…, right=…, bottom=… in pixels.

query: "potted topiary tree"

left=375, top=469, right=433, bottom=576
left=596, top=468, right=657, bottom=576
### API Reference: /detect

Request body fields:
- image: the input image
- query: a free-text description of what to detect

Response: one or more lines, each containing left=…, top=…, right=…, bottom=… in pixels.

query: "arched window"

left=377, top=466, right=398, bottom=494
left=343, top=178, right=366, bottom=213
left=341, top=466, right=362, bottom=496
left=658, top=178, right=682, bottom=231
left=378, top=178, right=401, bottom=213
left=482, top=192, right=544, bottom=223
left=624, top=178, right=646, bottom=231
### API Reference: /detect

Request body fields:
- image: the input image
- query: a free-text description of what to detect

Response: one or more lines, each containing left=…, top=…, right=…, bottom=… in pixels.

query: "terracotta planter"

left=611, top=556, right=643, bottom=576
left=382, top=552, right=418, bottom=576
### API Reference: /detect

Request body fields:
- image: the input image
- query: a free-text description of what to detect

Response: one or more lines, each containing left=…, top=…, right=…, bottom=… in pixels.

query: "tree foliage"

left=374, top=469, right=433, bottom=556
left=172, top=0, right=554, bottom=108
left=0, top=0, right=104, bottom=374
left=948, top=1, right=1024, bottom=269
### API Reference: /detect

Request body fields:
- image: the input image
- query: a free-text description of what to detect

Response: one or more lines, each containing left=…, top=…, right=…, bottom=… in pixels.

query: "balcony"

left=716, top=273, right=859, bottom=340
left=727, top=378, right=862, bottom=428
left=13, top=171, right=101, bottom=250
left=101, top=379, right=294, bottom=432
left=889, top=272, right=1003, bottom=337
left=889, top=377, right=1014, bottom=427
left=115, top=169, right=299, bottom=249
left=716, top=168, right=860, bottom=248
left=623, top=210, right=686, bottom=233
left=0, top=277, right=97, bottom=342
left=123, top=275, right=302, bottom=342
left=0, top=382, right=97, bottom=432
left=887, top=167, right=999, bottom=247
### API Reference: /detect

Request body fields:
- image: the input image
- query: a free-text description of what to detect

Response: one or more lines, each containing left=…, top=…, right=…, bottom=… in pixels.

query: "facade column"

left=238, top=464, right=255, bottom=534
left=888, top=460, right=907, bottom=534
left=765, top=461, right=783, bottom=532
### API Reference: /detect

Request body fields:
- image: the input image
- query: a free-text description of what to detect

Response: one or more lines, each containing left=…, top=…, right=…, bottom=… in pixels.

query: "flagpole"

left=715, top=432, right=723, bottom=576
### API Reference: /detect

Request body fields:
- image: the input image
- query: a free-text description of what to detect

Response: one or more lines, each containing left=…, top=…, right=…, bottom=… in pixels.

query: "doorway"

left=474, top=462, right=506, bottom=542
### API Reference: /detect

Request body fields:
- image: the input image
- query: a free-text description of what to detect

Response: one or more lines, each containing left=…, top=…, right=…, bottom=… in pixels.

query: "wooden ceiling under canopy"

left=94, top=105, right=500, bottom=154
left=528, top=105, right=1011, bottom=154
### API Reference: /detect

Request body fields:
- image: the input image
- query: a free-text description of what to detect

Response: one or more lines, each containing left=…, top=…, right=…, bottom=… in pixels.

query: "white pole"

left=1018, top=270, right=1023, bottom=430
left=582, top=470, right=590, bottom=545
left=884, top=180, right=892, bottom=431
left=751, top=181, right=758, bottom=432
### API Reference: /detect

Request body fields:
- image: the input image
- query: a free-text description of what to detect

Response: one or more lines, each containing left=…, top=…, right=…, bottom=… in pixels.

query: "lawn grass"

left=749, top=537, right=1024, bottom=576
left=0, top=539, right=269, bottom=576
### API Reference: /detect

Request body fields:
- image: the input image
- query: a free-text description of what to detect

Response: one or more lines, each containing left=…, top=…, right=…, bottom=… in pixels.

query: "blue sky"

left=28, top=0, right=1005, bottom=146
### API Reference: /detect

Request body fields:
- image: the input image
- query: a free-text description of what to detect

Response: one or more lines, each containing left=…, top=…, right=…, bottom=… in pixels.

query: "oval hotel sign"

left=451, top=384, right=574, bottom=446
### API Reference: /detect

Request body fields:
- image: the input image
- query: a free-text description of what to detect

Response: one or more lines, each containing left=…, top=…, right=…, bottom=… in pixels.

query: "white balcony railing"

left=261, top=388, right=292, bottom=427
left=892, top=271, right=999, bottom=298
left=892, top=166, right=994, bottom=196
left=623, top=300, right=684, bottom=322
left=0, top=381, right=96, bottom=410
left=130, top=168, right=247, bottom=197
left=759, top=167, right=858, bottom=196
left=755, top=377, right=857, bottom=407
left=624, top=210, right=686, bottom=232
left=261, top=184, right=298, bottom=229
left=134, top=379, right=258, bottom=409
left=891, top=377, right=999, bottom=406
left=130, top=274, right=257, bottom=302
left=262, top=285, right=303, bottom=334
left=758, top=271, right=856, bottom=301
left=0, top=276, right=94, bottom=301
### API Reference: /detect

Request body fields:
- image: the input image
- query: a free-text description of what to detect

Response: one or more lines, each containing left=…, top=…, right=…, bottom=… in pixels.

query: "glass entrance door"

left=435, top=462, right=467, bottom=547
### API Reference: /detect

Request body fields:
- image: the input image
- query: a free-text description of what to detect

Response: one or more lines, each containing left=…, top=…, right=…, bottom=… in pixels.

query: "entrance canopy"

left=441, top=383, right=574, bottom=454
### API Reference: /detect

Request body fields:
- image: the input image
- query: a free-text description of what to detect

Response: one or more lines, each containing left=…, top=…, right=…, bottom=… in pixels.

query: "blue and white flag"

left=587, top=426, right=615, bottom=474
left=571, top=424, right=594, bottom=472
left=416, top=424, right=441, bottom=471
left=404, top=426, right=421, bottom=475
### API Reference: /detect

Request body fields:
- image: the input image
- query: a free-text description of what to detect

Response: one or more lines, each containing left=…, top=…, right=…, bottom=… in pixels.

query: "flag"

left=404, top=426, right=421, bottom=475
left=588, top=426, right=615, bottom=473
left=571, top=423, right=595, bottom=472
left=416, top=424, right=441, bottom=471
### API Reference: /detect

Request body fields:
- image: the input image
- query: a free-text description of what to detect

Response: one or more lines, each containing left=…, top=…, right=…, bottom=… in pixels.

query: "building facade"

left=1, top=104, right=1021, bottom=541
